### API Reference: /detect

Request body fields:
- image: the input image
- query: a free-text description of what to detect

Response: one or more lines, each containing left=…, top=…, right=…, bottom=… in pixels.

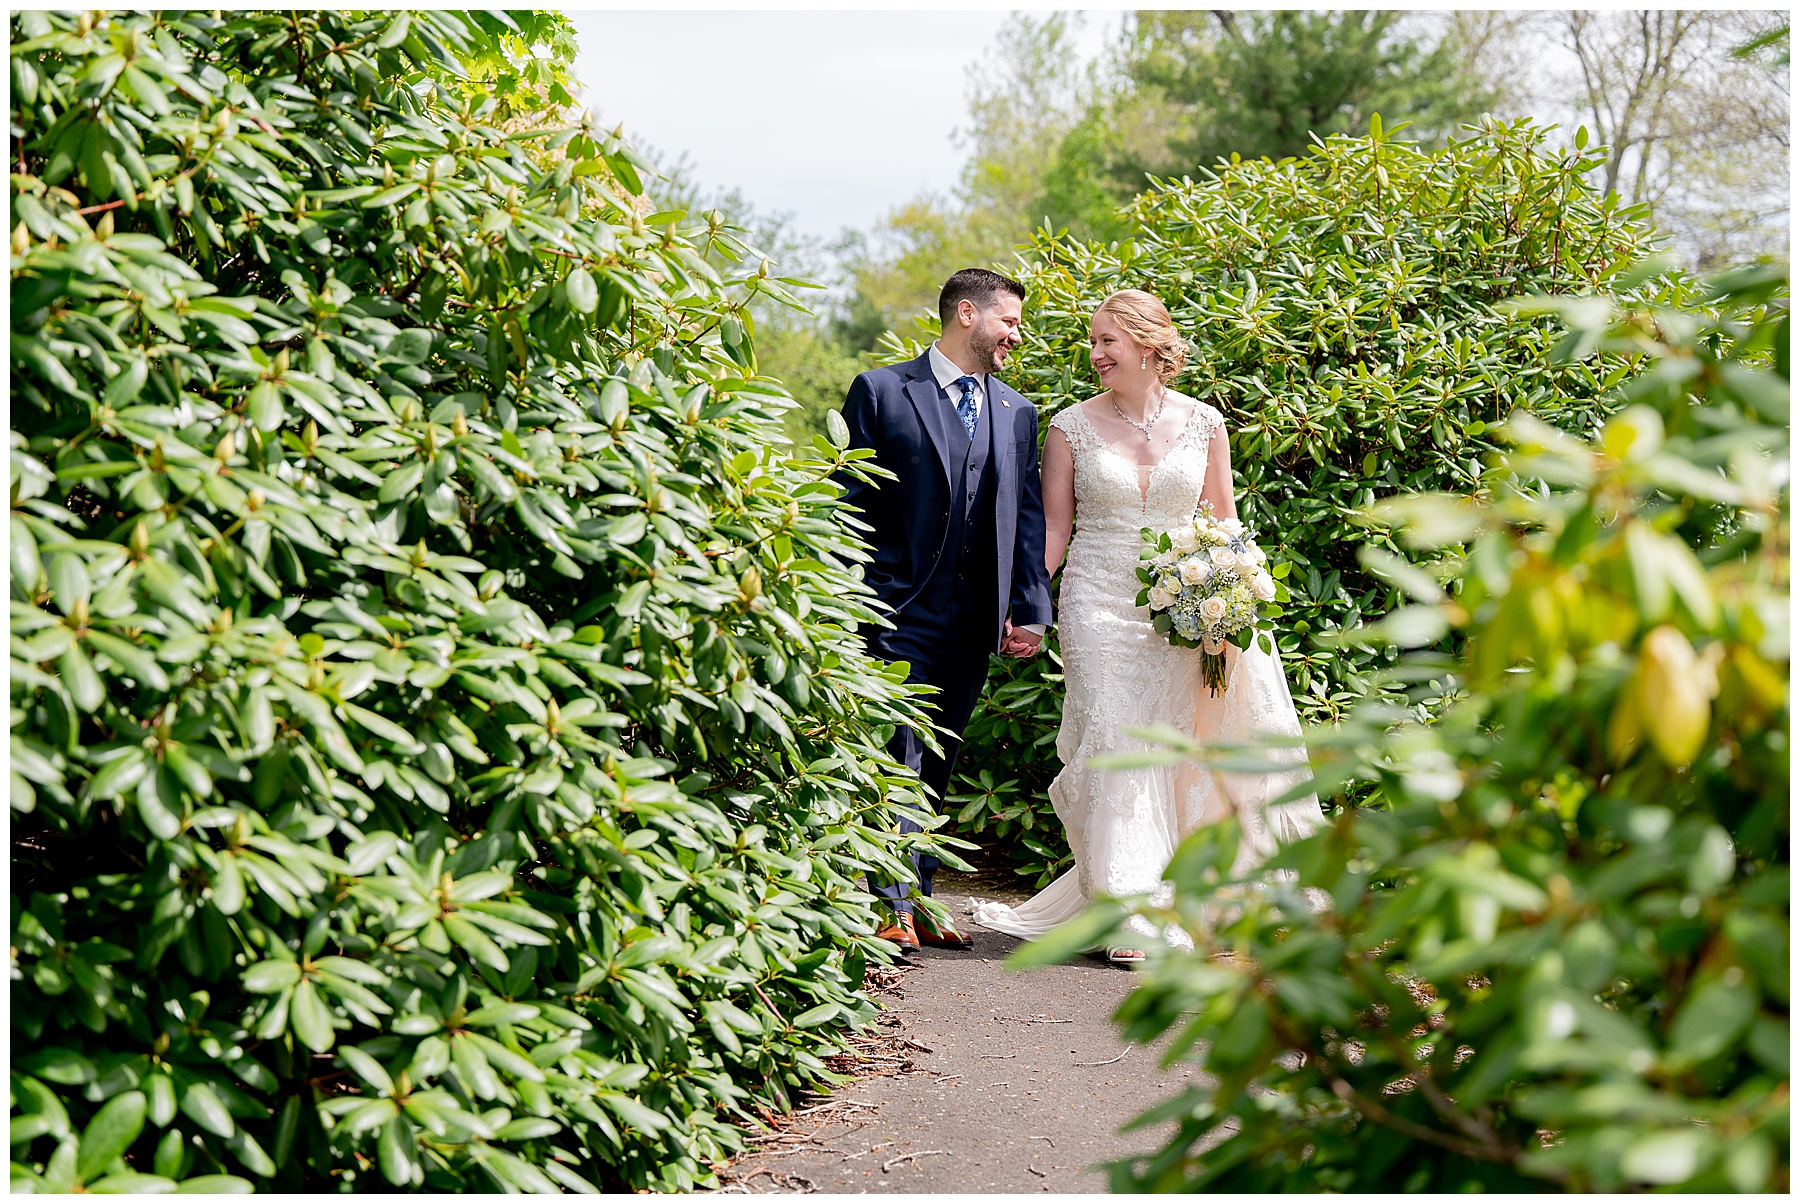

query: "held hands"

left=1001, top=619, right=1043, bottom=659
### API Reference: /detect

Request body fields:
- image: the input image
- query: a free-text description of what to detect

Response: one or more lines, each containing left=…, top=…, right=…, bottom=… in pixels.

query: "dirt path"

left=718, top=874, right=1198, bottom=1194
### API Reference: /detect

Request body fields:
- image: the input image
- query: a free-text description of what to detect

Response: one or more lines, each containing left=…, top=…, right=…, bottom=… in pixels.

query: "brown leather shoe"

left=876, top=911, right=919, bottom=953
left=916, top=913, right=973, bottom=949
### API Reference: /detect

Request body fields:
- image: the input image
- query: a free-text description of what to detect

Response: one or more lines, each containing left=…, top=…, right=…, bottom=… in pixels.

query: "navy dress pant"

left=865, top=614, right=992, bottom=916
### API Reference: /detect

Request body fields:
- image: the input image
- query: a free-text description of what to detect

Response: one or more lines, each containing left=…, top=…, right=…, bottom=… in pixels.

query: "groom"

left=838, top=268, right=1055, bottom=953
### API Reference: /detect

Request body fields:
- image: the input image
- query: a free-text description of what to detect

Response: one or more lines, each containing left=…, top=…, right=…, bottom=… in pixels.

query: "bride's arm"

left=1199, top=414, right=1238, bottom=522
left=1041, top=425, right=1075, bottom=577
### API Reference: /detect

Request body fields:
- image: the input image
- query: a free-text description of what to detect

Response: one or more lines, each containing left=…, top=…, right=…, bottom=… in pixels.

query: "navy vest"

left=909, top=382, right=998, bottom=628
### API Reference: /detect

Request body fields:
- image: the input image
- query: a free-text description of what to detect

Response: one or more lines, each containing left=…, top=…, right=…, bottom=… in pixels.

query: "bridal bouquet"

left=1136, top=504, right=1289, bottom=694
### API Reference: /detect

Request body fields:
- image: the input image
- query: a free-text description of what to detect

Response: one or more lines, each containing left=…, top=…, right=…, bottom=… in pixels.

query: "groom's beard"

left=969, top=327, right=1010, bottom=373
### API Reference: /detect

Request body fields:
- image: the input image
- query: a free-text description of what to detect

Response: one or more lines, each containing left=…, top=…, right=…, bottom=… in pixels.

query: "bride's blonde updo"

left=1096, top=289, right=1187, bottom=383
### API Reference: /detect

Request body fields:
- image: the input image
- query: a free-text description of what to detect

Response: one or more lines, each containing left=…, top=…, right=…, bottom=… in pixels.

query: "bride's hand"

left=1001, top=620, right=1043, bottom=659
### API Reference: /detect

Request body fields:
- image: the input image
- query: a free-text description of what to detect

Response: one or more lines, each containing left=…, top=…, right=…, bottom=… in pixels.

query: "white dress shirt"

left=927, top=342, right=1047, bottom=640
left=927, top=342, right=984, bottom=418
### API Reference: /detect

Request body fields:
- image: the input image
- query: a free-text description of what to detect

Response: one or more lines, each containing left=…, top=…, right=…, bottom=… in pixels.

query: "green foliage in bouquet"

left=944, top=117, right=1682, bottom=881
left=10, top=10, right=935, bottom=1193
left=1027, top=265, right=1789, bottom=1191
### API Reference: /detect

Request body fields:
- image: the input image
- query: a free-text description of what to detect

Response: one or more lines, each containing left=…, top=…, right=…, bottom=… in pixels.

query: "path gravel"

left=719, top=874, right=1199, bottom=1194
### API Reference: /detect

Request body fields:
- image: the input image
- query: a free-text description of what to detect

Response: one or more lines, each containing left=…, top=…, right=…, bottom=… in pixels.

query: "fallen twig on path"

left=1073, top=1043, right=1133, bottom=1067
left=1027, top=1165, right=1048, bottom=1177
left=882, top=1149, right=950, bottom=1173
left=899, top=1038, right=934, bottom=1053
left=864, top=963, right=914, bottom=997
left=840, top=1141, right=895, bottom=1162
left=979, top=1053, right=1016, bottom=1059
left=791, top=1098, right=876, bottom=1117
left=995, top=1014, right=1074, bottom=1025
left=1030, top=1134, right=1055, bottom=1148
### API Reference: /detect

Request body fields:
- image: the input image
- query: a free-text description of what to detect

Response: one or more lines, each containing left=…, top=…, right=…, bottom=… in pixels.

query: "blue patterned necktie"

left=953, top=375, right=980, bottom=437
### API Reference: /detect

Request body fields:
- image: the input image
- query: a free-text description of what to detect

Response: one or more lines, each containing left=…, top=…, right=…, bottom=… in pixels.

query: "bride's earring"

left=1139, top=354, right=1147, bottom=370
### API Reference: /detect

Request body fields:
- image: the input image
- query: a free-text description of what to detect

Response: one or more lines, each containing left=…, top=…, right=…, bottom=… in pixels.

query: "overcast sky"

left=568, top=10, right=1116, bottom=243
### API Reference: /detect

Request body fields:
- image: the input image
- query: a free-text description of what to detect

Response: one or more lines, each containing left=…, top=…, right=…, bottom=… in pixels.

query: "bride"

left=969, top=290, right=1323, bottom=962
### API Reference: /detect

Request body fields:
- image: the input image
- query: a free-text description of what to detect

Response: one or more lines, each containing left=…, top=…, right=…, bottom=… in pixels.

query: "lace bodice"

left=1049, top=397, right=1224, bottom=557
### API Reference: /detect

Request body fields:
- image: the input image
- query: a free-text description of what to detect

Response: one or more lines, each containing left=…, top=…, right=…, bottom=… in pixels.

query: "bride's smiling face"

left=1089, top=309, right=1145, bottom=388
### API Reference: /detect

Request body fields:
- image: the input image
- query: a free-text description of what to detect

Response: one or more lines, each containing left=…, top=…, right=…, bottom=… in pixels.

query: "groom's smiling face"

left=966, top=293, right=1024, bottom=373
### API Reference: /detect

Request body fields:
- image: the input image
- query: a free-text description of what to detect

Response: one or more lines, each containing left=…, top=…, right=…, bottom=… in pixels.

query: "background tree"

left=833, top=14, right=1093, bottom=341
left=1550, top=9, right=1790, bottom=271
left=1037, top=11, right=1494, bottom=240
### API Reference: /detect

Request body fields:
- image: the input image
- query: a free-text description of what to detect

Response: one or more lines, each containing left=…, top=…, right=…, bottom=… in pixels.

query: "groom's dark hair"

left=939, top=267, right=1026, bottom=327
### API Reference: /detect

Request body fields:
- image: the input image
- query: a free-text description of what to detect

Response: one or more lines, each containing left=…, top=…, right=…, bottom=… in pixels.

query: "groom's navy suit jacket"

left=839, top=351, right=1054, bottom=652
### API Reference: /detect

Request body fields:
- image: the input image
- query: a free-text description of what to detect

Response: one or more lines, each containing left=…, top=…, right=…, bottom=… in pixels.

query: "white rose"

left=1247, top=545, right=1268, bottom=567
left=1200, top=596, right=1228, bottom=621
left=1219, top=517, right=1245, bottom=538
left=1179, top=559, right=1211, bottom=586
left=1147, top=586, right=1175, bottom=611
left=1210, top=546, right=1238, bottom=570
left=1152, top=549, right=1179, bottom=568
left=1253, top=572, right=1277, bottom=601
left=1170, top=525, right=1199, bottom=553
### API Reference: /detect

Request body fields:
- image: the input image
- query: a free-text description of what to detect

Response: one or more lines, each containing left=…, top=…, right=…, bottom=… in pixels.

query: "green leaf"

left=443, top=915, right=510, bottom=973
left=86, top=1173, right=177, bottom=1193
left=242, top=958, right=301, bottom=994
left=1669, top=977, right=1757, bottom=1066
left=290, top=979, right=336, bottom=1053
left=463, top=1001, right=539, bottom=1027
left=59, top=642, right=105, bottom=712
left=224, top=1127, right=276, bottom=1179
left=245, top=381, right=284, bottom=432
left=173, top=1175, right=253, bottom=1194
left=177, top=1083, right=234, bottom=1139
left=77, top=1091, right=147, bottom=1184
left=564, top=267, right=598, bottom=315
left=791, top=1003, right=840, bottom=1028
left=600, top=1093, right=670, bottom=1134
left=337, top=1045, right=394, bottom=1094
left=377, top=1116, right=416, bottom=1186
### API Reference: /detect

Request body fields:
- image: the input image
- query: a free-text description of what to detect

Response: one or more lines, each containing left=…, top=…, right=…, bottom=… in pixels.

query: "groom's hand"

left=1001, top=619, right=1043, bottom=659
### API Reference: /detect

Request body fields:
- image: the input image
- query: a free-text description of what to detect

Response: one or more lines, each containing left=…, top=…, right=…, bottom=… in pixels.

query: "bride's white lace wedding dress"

left=969, top=397, right=1323, bottom=945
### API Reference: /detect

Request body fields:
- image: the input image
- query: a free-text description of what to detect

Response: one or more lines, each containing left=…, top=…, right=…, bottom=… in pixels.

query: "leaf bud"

left=739, top=565, right=762, bottom=603
left=130, top=519, right=151, bottom=559
left=272, top=346, right=290, bottom=377
left=96, top=210, right=114, bottom=240
left=452, top=411, right=468, bottom=438
left=246, top=489, right=265, bottom=512
left=12, top=221, right=29, bottom=256
left=215, top=431, right=235, bottom=461
left=302, top=420, right=319, bottom=455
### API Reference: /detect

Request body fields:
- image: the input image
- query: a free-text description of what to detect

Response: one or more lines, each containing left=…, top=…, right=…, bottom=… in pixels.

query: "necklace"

left=1110, top=388, right=1166, bottom=440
